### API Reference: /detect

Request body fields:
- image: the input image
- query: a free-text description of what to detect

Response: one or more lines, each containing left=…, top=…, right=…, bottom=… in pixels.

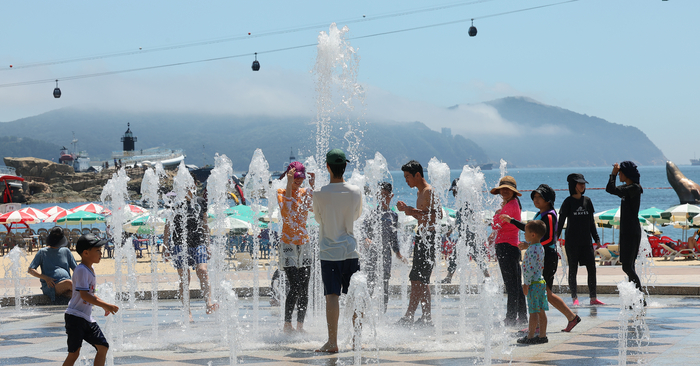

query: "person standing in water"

left=557, top=173, right=604, bottom=306
left=606, top=161, right=644, bottom=293
left=501, top=184, right=581, bottom=332
left=276, top=161, right=315, bottom=334
left=396, top=160, right=442, bottom=327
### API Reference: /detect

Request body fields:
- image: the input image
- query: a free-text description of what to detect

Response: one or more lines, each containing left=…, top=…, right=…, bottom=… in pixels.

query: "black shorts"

left=409, top=233, right=436, bottom=284
left=543, top=245, right=558, bottom=291
left=321, top=258, right=360, bottom=296
left=65, top=313, right=109, bottom=353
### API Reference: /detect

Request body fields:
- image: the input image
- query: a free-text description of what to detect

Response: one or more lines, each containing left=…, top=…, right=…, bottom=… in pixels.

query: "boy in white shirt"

left=63, top=234, right=119, bottom=366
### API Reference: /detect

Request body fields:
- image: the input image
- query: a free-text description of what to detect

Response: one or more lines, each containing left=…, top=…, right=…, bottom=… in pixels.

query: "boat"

left=692, top=159, right=699, bottom=166
left=110, top=123, right=186, bottom=168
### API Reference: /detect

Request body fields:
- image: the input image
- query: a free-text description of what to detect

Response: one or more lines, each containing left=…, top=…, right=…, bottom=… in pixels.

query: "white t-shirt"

left=65, top=264, right=96, bottom=322
left=312, top=182, right=363, bottom=261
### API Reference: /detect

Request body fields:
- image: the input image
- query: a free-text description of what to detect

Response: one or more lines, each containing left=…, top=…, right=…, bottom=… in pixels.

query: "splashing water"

left=6, top=246, right=27, bottom=311
left=427, top=157, right=450, bottom=341
left=344, top=271, right=377, bottom=365
left=313, top=23, right=366, bottom=182
left=171, top=161, right=196, bottom=326
left=617, top=281, right=649, bottom=365
left=96, top=282, right=116, bottom=366
left=636, top=229, right=657, bottom=291
left=499, top=159, right=508, bottom=178
left=101, top=167, right=130, bottom=348
left=242, top=148, right=271, bottom=335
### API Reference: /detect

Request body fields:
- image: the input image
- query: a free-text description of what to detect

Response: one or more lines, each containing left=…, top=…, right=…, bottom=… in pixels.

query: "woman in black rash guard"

left=557, top=174, right=604, bottom=306
left=500, top=184, right=581, bottom=332
left=606, top=161, right=644, bottom=293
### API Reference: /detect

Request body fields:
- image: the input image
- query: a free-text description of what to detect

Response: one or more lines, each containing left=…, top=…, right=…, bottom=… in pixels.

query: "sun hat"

left=326, top=149, right=350, bottom=165
left=75, top=233, right=108, bottom=255
left=46, top=227, right=68, bottom=248
left=490, top=176, right=521, bottom=196
left=567, top=173, right=589, bottom=184
left=279, top=161, right=306, bottom=180
left=531, top=184, right=556, bottom=204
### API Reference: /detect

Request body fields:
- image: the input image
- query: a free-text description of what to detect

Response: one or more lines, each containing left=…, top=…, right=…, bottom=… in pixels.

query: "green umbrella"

left=123, top=214, right=166, bottom=234
left=639, top=207, right=670, bottom=225
left=597, top=207, right=648, bottom=226
left=57, top=211, right=105, bottom=226
left=224, top=205, right=253, bottom=218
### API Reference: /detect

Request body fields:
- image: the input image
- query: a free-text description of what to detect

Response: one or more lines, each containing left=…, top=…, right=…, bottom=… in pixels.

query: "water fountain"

left=170, top=161, right=196, bottom=326
left=242, top=148, right=271, bottom=335
left=6, top=246, right=27, bottom=311
left=100, top=167, right=131, bottom=349
left=427, top=157, right=451, bottom=341
left=617, top=281, right=649, bottom=365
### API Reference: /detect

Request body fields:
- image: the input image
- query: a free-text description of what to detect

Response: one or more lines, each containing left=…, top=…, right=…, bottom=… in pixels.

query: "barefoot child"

left=63, top=234, right=119, bottom=366
left=518, top=220, right=549, bottom=344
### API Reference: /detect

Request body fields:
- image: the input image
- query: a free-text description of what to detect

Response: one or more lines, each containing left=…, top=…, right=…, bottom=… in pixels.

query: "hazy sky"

left=1, top=0, right=697, bottom=164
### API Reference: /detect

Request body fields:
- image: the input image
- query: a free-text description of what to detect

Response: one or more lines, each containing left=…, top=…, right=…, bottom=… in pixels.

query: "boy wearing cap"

left=607, top=161, right=644, bottom=293
left=28, top=227, right=77, bottom=304
left=396, top=160, right=442, bottom=327
left=63, top=234, right=119, bottom=366
left=313, top=148, right=363, bottom=353
left=557, top=173, right=604, bottom=306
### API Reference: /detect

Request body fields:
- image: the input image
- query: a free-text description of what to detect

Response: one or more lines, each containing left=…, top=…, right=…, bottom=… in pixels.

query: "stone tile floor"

left=2, top=294, right=699, bottom=365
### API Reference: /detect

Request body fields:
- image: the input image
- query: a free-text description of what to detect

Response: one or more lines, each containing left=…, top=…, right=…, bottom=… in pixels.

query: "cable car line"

left=0, top=0, right=582, bottom=89
left=2, top=0, right=500, bottom=71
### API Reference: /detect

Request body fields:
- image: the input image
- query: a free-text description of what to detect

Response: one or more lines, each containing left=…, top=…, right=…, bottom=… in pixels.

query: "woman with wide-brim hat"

left=490, top=176, right=527, bottom=326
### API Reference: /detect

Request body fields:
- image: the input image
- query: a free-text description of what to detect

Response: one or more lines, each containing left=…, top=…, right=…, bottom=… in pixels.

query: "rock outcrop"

left=3, top=157, right=74, bottom=178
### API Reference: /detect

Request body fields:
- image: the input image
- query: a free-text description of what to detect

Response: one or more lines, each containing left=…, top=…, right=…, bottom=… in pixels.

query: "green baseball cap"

left=326, top=149, right=350, bottom=164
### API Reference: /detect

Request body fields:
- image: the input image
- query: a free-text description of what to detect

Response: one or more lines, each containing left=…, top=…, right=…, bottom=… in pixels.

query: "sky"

left=1, top=0, right=698, bottom=164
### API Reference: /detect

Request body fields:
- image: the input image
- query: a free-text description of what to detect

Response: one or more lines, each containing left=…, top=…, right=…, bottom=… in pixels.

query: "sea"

left=16, top=165, right=700, bottom=243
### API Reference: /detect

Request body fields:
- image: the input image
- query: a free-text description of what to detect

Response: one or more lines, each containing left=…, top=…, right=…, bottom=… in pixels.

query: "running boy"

left=518, top=220, right=548, bottom=344
left=63, top=234, right=119, bottom=366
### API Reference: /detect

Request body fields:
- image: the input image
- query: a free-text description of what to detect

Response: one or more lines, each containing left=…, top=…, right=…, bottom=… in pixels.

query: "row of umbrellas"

left=0, top=203, right=147, bottom=230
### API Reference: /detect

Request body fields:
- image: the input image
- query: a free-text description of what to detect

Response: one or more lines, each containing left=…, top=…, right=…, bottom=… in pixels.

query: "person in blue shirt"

left=28, top=227, right=77, bottom=304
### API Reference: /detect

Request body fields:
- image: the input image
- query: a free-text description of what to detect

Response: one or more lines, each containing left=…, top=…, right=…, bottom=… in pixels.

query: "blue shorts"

left=171, top=245, right=208, bottom=270
left=321, top=258, right=360, bottom=296
left=65, top=314, right=109, bottom=353
left=527, top=282, right=549, bottom=314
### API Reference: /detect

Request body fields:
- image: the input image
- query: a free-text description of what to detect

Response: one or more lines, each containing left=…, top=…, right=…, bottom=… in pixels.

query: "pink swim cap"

left=281, top=161, right=305, bottom=179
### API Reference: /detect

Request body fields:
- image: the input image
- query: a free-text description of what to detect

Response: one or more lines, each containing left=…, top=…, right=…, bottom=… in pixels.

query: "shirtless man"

left=396, top=160, right=442, bottom=327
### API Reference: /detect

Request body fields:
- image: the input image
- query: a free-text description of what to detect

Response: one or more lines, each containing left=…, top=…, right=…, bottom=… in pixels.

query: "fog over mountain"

left=0, top=97, right=666, bottom=170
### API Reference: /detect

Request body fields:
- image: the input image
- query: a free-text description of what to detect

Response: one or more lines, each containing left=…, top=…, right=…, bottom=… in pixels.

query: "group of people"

left=24, top=152, right=647, bottom=364
left=491, top=161, right=644, bottom=344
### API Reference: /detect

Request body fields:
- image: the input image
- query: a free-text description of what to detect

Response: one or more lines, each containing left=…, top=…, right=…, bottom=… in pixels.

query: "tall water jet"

left=242, top=148, right=271, bottom=335
left=312, top=23, right=365, bottom=182
left=170, top=161, right=196, bottom=326
left=7, top=246, right=27, bottom=311
left=140, top=164, right=163, bottom=338
left=207, top=154, right=235, bottom=347
left=344, top=271, right=376, bottom=365
left=427, top=157, right=450, bottom=341
left=96, top=282, right=116, bottom=366
left=221, top=280, right=241, bottom=365
left=101, top=167, right=130, bottom=349
left=303, top=155, right=324, bottom=322
left=362, top=152, right=392, bottom=321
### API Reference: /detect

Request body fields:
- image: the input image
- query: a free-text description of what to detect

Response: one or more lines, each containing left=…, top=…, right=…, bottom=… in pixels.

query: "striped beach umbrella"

left=57, top=211, right=105, bottom=226
left=0, top=210, right=41, bottom=224
left=46, top=209, right=75, bottom=223
left=18, top=207, right=49, bottom=221
left=41, top=205, right=67, bottom=217
left=72, top=203, right=112, bottom=215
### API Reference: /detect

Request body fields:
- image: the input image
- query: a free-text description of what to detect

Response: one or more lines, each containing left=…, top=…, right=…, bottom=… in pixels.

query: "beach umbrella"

left=521, top=211, right=537, bottom=223
left=0, top=210, right=41, bottom=231
left=123, top=214, right=166, bottom=235
left=639, top=207, right=670, bottom=225
left=18, top=207, right=49, bottom=221
left=597, top=207, right=648, bottom=226
left=124, top=204, right=147, bottom=215
left=443, top=207, right=457, bottom=219
left=224, top=204, right=254, bottom=218
left=72, top=203, right=112, bottom=215
left=210, top=216, right=253, bottom=236
left=660, top=204, right=700, bottom=222
left=46, top=209, right=74, bottom=223
left=57, top=211, right=105, bottom=226
left=693, top=215, right=700, bottom=226
left=41, top=205, right=67, bottom=216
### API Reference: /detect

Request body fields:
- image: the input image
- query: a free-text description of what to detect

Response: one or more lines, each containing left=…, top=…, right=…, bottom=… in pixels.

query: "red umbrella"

left=19, top=207, right=49, bottom=221
left=41, top=205, right=67, bottom=217
left=0, top=210, right=40, bottom=231
left=72, top=203, right=112, bottom=215
left=46, top=209, right=75, bottom=223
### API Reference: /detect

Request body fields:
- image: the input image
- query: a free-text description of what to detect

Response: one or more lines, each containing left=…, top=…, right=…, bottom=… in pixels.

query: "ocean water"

left=15, top=165, right=700, bottom=243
